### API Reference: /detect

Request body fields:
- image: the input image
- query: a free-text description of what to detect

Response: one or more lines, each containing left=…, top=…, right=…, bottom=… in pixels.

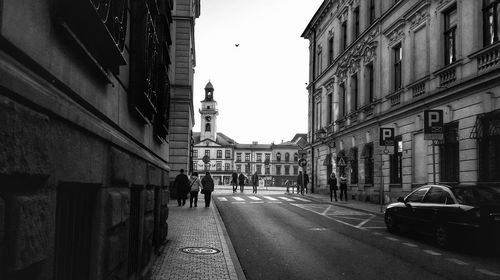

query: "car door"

left=419, top=186, right=448, bottom=233
left=399, top=186, right=430, bottom=228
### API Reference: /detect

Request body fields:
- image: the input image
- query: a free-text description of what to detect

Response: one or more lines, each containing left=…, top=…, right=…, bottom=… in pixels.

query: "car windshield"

left=452, top=186, right=500, bottom=205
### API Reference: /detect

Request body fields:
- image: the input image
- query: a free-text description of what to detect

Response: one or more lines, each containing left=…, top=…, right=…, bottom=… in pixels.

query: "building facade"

left=302, top=0, right=500, bottom=201
left=193, top=82, right=306, bottom=186
left=0, top=0, right=199, bottom=279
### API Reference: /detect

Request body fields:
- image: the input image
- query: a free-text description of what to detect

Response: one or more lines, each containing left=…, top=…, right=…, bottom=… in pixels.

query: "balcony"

left=469, top=42, right=500, bottom=72
left=409, top=79, right=426, bottom=98
left=387, top=89, right=403, bottom=107
left=434, top=61, right=461, bottom=87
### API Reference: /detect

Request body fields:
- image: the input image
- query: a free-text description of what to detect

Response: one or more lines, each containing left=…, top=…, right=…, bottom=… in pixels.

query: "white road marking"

left=423, top=250, right=442, bottom=256
left=231, top=202, right=246, bottom=204
left=476, top=269, right=500, bottom=277
left=445, top=258, right=468, bottom=266
left=293, top=197, right=311, bottom=202
left=402, top=242, right=418, bottom=248
left=233, top=197, right=245, bottom=201
left=247, top=196, right=261, bottom=201
left=267, top=201, right=282, bottom=204
left=363, top=226, right=387, bottom=229
left=321, top=205, right=333, bottom=215
left=278, top=196, right=295, bottom=201
left=262, top=196, right=278, bottom=201
left=217, top=197, right=228, bottom=201
left=250, top=202, right=264, bottom=204
left=310, top=227, right=328, bottom=231
left=356, top=215, right=376, bottom=228
left=385, top=237, right=399, bottom=242
left=372, top=232, right=383, bottom=236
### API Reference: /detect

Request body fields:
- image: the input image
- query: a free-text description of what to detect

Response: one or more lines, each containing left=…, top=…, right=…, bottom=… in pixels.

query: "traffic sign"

left=379, top=127, right=395, bottom=146
left=298, top=158, right=307, bottom=167
left=424, top=110, right=444, bottom=140
left=202, top=155, right=210, bottom=164
left=337, top=157, right=347, bottom=167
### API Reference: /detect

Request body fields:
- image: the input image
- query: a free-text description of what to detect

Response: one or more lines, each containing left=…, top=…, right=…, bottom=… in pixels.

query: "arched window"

left=276, top=152, right=281, bottom=162
left=294, top=153, right=299, bottom=162
left=205, top=123, right=211, bottom=131
left=285, top=152, right=290, bottom=162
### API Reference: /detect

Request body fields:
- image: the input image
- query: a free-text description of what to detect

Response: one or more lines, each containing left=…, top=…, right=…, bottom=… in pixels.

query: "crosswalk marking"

left=233, top=197, right=245, bottom=201
left=277, top=196, right=294, bottom=201
left=217, top=197, right=228, bottom=201
left=262, top=196, right=278, bottom=201
left=293, top=197, right=311, bottom=202
left=247, top=196, right=261, bottom=201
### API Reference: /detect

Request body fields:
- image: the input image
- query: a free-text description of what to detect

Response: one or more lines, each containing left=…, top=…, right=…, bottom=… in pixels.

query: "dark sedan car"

left=384, top=184, right=500, bottom=248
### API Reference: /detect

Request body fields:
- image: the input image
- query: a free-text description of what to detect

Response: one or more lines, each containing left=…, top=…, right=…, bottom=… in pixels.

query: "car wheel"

left=385, top=213, right=398, bottom=233
left=435, top=224, right=449, bottom=248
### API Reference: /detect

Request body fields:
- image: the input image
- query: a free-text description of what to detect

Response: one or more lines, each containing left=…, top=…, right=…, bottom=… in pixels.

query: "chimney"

left=252, top=141, right=258, bottom=145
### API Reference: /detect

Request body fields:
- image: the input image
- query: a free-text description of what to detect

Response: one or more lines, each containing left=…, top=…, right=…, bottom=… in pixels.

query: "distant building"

left=302, top=0, right=500, bottom=201
left=193, top=82, right=306, bottom=186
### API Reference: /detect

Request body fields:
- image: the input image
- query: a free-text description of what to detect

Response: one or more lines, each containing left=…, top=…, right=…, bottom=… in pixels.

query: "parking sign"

left=379, top=128, right=394, bottom=146
left=424, top=110, right=444, bottom=140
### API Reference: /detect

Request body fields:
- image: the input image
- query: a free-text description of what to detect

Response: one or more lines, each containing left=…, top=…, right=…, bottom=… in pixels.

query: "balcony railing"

left=470, top=42, right=500, bottom=72
left=411, top=80, right=426, bottom=98
left=387, top=90, right=402, bottom=107
left=434, top=61, right=460, bottom=87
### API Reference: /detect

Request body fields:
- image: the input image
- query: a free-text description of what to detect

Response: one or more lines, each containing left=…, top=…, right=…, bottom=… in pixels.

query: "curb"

left=211, top=199, right=247, bottom=280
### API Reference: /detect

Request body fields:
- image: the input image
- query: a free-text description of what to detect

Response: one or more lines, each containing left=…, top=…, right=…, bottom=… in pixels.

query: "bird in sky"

left=235, top=43, right=240, bottom=47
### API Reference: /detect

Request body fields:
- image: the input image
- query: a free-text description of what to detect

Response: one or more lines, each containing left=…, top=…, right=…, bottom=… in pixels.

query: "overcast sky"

left=193, top=0, right=324, bottom=144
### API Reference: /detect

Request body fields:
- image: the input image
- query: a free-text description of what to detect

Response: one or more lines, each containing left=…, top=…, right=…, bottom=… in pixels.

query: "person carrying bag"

left=189, top=172, right=203, bottom=208
left=201, top=171, right=215, bottom=207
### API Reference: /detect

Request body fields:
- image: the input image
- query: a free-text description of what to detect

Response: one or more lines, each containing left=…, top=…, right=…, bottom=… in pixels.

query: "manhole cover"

left=180, top=247, right=220, bottom=255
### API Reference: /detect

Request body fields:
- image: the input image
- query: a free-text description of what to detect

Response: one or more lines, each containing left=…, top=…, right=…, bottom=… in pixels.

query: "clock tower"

left=199, top=81, right=219, bottom=141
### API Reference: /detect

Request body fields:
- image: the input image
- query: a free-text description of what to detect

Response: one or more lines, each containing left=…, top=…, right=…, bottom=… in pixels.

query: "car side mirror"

left=397, top=196, right=405, bottom=203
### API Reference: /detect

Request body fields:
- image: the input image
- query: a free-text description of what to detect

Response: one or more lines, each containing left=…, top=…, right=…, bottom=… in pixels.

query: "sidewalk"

left=151, top=197, right=245, bottom=280
left=286, top=191, right=387, bottom=215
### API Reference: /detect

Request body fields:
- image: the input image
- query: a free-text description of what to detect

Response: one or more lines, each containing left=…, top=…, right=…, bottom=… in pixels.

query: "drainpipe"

left=311, top=29, right=317, bottom=194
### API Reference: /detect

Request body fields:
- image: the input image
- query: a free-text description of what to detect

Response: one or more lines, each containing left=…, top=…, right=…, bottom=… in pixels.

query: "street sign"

left=379, top=127, right=395, bottom=146
left=424, top=110, right=444, bottom=140
left=298, top=158, right=307, bottom=167
left=202, top=155, right=210, bottom=164
left=337, top=157, right=347, bottom=167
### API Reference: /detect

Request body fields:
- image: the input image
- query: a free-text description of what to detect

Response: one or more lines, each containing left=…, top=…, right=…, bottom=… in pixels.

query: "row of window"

left=192, top=162, right=300, bottom=176
left=193, top=150, right=300, bottom=162
left=320, top=1, right=500, bottom=129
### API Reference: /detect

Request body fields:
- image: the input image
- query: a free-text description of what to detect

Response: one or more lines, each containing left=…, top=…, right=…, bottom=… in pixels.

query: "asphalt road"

left=214, top=191, right=500, bottom=280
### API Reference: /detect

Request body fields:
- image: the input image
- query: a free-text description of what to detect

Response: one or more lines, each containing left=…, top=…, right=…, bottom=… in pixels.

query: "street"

left=214, top=190, right=500, bottom=280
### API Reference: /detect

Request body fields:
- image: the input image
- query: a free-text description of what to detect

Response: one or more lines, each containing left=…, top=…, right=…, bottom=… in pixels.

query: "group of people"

left=173, top=169, right=215, bottom=208
left=231, top=171, right=260, bottom=193
left=327, top=172, right=348, bottom=202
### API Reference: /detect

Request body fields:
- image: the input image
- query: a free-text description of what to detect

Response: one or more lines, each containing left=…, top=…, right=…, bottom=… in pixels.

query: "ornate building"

left=302, top=0, right=500, bottom=201
left=0, top=0, right=199, bottom=279
left=193, top=82, right=306, bottom=186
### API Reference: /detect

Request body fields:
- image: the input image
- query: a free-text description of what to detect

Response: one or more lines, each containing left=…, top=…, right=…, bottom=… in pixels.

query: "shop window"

left=439, top=122, right=460, bottom=183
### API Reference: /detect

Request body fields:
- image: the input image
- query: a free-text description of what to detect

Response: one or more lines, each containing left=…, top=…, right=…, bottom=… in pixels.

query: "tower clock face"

left=205, top=116, right=211, bottom=121
left=207, top=92, right=212, bottom=99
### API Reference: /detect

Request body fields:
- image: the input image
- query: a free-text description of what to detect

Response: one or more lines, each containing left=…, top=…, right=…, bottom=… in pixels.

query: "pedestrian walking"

left=328, top=172, right=338, bottom=202
left=238, top=172, right=247, bottom=193
left=303, top=172, right=310, bottom=194
left=296, top=171, right=304, bottom=195
left=201, top=171, right=215, bottom=207
left=251, top=172, right=259, bottom=194
left=339, top=173, right=348, bottom=201
left=174, top=169, right=189, bottom=206
left=231, top=172, right=238, bottom=193
left=189, top=172, right=203, bottom=208
left=284, top=179, right=290, bottom=193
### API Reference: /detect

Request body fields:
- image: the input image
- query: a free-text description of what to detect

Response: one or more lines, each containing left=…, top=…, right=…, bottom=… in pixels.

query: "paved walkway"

left=151, top=196, right=245, bottom=280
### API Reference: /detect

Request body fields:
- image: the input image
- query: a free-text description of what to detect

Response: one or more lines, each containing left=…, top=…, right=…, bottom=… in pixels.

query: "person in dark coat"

left=339, top=173, right=348, bottom=201
left=251, top=172, right=259, bottom=194
left=238, top=172, right=247, bottom=193
left=328, top=172, right=338, bottom=202
left=174, top=169, right=189, bottom=206
left=303, top=172, right=310, bottom=194
left=201, top=171, right=215, bottom=207
left=231, top=172, right=238, bottom=193
left=296, top=171, right=304, bottom=194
